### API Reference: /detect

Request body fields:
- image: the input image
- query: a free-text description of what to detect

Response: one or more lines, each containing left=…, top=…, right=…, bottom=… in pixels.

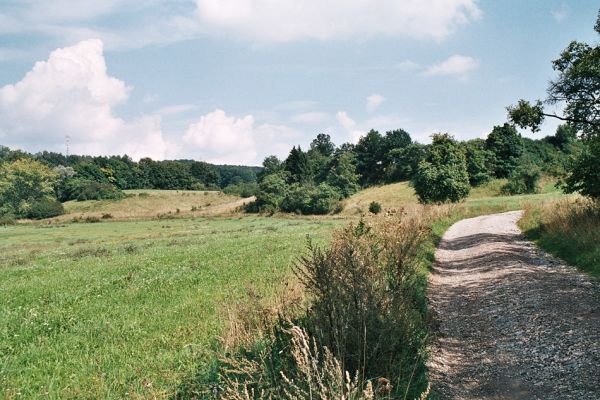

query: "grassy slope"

left=342, top=179, right=564, bottom=216
left=56, top=190, right=252, bottom=222
left=0, top=216, right=339, bottom=399
left=519, top=199, right=600, bottom=279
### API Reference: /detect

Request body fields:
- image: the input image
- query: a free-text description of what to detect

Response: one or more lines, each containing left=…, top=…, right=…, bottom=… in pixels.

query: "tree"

left=485, top=123, right=524, bottom=178
left=463, top=139, right=494, bottom=186
left=507, top=10, right=600, bottom=198
left=327, top=152, right=360, bottom=197
left=0, top=159, right=62, bottom=218
left=354, top=129, right=385, bottom=185
left=412, top=134, right=470, bottom=204
left=310, top=133, right=335, bottom=157
left=385, top=143, right=426, bottom=182
left=546, top=124, right=578, bottom=151
left=284, top=146, right=311, bottom=184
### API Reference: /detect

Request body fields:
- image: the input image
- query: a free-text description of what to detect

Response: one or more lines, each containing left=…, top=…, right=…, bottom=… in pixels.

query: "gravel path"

left=427, top=211, right=600, bottom=400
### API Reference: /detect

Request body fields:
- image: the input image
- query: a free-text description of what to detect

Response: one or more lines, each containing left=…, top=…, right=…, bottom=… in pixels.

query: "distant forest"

left=0, top=121, right=581, bottom=217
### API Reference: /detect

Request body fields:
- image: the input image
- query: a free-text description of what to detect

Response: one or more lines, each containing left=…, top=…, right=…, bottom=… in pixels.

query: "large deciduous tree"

left=485, top=123, right=524, bottom=178
left=507, top=10, right=600, bottom=199
left=0, top=159, right=63, bottom=218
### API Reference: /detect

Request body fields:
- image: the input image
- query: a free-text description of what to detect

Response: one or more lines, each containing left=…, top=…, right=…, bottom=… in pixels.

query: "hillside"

left=52, top=190, right=254, bottom=222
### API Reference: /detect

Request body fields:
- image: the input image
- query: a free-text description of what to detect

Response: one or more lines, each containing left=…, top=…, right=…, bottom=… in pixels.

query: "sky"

left=0, top=0, right=598, bottom=165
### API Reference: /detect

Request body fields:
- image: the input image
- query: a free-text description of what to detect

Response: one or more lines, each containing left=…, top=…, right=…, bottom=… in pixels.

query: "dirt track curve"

left=427, top=211, right=600, bottom=400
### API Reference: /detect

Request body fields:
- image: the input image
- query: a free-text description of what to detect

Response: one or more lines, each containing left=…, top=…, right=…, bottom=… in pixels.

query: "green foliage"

left=547, top=124, right=578, bottom=151
left=280, top=183, right=341, bottom=215
left=368, top=201, right=381, bottom=214
left=25, top=197, right=65, bottom=219
left=252, top=171, right=290, bottom=212
left=501, top=166, right=541, bottom=195
left=354, top=129, right=385, bottom=186
left=309, top=133, right=335, bottom=157
left=485, top=123, right=524, bottom=178
left=223, top=182, right=259, bottom=197
left=463, top=139, right=494, bottom=186
left=564, top=137, right=600, bottom=199
left=412, top=134, right=470, bottom=204
left=0, top=158, right=60, bottom=218
left=284, top=146, right=312, bottom=184
left=385, top=143, right=425, bottom=182
left=507, top=99, right=545, bottom=132
left=64, top=179, right=124, bottom=201
left=326, top=152, right=360, bottom=197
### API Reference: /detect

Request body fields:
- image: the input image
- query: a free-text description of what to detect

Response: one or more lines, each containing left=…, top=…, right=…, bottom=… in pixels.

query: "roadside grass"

left=0, top=216, right=340, bottom=399
left=519, top=198, right=600, bottom=279
left=55, top=189, right=251, bottom=222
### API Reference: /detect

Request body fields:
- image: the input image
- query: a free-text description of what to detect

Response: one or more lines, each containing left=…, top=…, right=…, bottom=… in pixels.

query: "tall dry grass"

left=520, top=197, right=600, bottom=278
left=208, top=207, right=449, bottom=399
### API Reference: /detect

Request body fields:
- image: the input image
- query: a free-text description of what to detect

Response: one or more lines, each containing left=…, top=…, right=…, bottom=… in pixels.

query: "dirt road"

left=428, top=211, right=600, bottom=399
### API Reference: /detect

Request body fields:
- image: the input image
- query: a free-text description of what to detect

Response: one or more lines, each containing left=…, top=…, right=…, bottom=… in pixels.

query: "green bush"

left=0, top=214, right=16, bottom=226
left=412, top=134, right=470, bottom=204
left=368, top=201, right=382, bottom=214
left=64, top=179, right=124, bottom=201
left=502, top=166, right=541, bottom=195
left=223, top=182, right=259, bottom=197
left=25, top=198, right=64, bottom=219
left=280, top=183, right=341, bottom=215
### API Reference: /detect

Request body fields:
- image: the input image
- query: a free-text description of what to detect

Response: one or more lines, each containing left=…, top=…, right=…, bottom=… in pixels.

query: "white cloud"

left=366, top=94, right=386, bottom=113
left=0, top=39, right=172, bottom=160
left=336, top=111, right=364, bottom=143
left=195, top=0, right=481, bottom=42
left=551, top=3, right=569, bottom=22
left=423, top=54, right=479, bottom=77
left=182, top=109, right=302, bottom=164
left=291, top=111, right=330, bottom=125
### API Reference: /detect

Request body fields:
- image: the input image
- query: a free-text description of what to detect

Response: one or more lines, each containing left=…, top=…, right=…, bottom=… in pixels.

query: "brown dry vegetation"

left=53, top=189, right=254, bottom=221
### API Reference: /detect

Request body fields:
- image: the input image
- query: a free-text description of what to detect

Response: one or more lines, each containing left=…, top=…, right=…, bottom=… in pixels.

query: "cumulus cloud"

left=195, top=0, right=481, bottom=42
left=0, top=39, right=172, bottom=160
left=366, top=94, right=386, bottom=113
left=183, top=109, right=302, bottom=165
left=336, top=111, right=364, bottom=143
left=422, top=54, right=479, bottom=77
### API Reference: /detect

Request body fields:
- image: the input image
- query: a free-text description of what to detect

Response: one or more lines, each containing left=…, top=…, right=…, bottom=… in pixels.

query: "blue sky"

left=0, top=0, right=598, bottom=165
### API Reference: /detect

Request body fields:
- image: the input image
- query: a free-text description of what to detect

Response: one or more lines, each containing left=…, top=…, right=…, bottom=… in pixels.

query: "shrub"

left=293, top=214, right=430, bottom=397
left=368, top=201, right=382, bottom=214
left=223, top=182, right=259, bottom=197
left=25, top=198, right=64, bottom=219
left=0, top=214, right=16, bottom=226
left=412, top=133, right=470, bottom=203
left=280, top=183, right=341, bottom=215
left=64, top=179, right=124, bottom=201
left=502, top=166, right=541, bottom=195
left=101, top=213, right=113, bottom=219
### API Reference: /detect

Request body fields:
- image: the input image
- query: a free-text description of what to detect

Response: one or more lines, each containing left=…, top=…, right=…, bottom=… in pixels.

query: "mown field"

left=0, top=181, right=568, bottom=398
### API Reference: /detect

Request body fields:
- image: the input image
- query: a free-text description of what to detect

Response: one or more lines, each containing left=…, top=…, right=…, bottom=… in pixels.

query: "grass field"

left=0, top=216, right=339, bottom=398
left=56, top=190, right=252, bottom=222
left=0, top=180, right=570, bottom=398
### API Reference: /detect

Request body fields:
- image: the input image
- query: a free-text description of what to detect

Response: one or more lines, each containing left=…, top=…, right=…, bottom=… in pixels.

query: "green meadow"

left=0, top=216, right=339, bottom=398
left=0, top=181, right=566, bottom=398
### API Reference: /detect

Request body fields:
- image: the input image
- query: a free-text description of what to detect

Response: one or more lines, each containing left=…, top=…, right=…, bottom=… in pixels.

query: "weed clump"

left=368, top=201, right=382, bottom=214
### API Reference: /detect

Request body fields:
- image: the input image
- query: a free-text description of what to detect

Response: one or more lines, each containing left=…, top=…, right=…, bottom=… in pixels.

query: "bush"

left=0, top=214, right=16, bottom=226
left=293, top=215, right=430, bottom=397
left=223, top=182, right=259, bottom=197
left=412, top=133, right=470, bottom=204
left=64, top=179, right=124, bottom=202
left=280, top=183, right=341, bottom=215
left=25, top=198, right=64, bottom=219
left=501, top=166, right=541, bottom=195
left=368, top=201, right=382, bottom=214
